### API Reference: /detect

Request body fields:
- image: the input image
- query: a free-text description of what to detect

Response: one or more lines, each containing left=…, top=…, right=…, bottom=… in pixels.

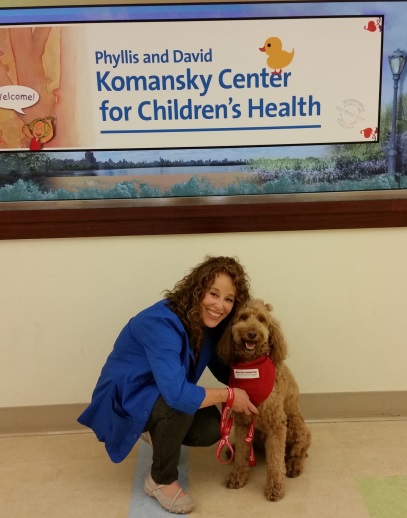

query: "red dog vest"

left=229, top=355, right=275, bottom=406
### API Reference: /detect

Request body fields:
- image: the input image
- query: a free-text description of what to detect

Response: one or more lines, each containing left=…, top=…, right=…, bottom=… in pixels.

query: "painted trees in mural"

left=0, top=26, right=75, bottom=150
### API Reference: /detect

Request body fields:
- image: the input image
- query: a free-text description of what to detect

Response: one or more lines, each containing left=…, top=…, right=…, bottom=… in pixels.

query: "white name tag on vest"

left=234, top=368, right=260, bottom=379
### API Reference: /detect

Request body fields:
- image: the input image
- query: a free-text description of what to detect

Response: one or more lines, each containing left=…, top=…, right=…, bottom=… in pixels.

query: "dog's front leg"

left=264, top=416, right=287, bottom=501
left=285, top=414, right=311, bottom=478
left=226, top=417, right=251, bottom=489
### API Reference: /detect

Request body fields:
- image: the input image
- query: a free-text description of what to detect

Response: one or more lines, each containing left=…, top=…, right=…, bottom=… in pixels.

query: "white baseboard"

left=299, top=391, right=407, bottom=421
left=1, top=392, right=406, bottom=436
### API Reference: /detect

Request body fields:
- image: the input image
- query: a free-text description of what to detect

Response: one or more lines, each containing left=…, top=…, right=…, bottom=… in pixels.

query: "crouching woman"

left=78, top=256, right=257, bottom=514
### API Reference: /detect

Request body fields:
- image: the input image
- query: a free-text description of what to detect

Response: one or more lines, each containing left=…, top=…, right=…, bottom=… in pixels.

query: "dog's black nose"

left=247, top=331, right=257, bottom=340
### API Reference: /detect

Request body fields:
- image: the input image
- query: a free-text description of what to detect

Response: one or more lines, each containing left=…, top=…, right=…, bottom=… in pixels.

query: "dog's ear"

left=265, top=302, right=273, bottom=312
left=267, top=308, right=288, bottom=365
left=216, top=320, right=235, bottom=365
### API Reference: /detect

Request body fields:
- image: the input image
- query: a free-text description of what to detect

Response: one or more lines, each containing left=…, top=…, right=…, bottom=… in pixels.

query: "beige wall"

left=1, top=228, right=407, bottom=408
left=1, top=0, right=406, bottom=408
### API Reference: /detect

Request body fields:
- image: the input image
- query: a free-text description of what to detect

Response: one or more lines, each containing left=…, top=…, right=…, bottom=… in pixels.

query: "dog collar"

left=229, top=355, right=275, bottom=406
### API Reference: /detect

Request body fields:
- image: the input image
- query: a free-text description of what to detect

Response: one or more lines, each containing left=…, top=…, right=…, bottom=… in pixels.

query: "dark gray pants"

left=143, top=396, right=221, bottom=484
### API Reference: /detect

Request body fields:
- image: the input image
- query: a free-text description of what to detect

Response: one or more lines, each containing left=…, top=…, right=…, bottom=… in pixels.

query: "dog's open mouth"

left=245, top=341, right=257, bottom=351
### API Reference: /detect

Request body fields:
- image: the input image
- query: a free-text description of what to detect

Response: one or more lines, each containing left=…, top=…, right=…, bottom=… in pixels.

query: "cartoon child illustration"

left=22, top=117, right=55, bottom=151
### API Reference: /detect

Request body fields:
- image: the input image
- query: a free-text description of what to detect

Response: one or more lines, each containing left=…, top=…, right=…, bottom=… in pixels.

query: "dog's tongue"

left=245, top=342, right=256, bottom=351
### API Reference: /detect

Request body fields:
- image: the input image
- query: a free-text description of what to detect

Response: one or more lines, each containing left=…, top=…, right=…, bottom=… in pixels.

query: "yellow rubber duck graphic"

left=259, top=37, right=294, bottom=75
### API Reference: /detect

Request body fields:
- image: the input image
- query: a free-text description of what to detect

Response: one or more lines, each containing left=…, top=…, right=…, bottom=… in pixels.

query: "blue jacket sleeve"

left=130, top=306, right=205, bottom=414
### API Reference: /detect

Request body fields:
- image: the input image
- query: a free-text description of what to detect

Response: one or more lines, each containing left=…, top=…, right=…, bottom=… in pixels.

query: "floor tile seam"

left=1, top=417, right=406, bottom=439
left=306, top=416, right=407, bottom=424
left=0, top=430, right=92, bottom=439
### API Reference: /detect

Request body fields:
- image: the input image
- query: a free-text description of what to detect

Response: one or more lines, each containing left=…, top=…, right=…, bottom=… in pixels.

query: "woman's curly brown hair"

left=163, top=256, right=251, bottom=352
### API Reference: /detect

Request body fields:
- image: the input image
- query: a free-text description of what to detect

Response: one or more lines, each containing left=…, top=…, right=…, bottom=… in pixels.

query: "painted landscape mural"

left=0, top=1, right=406, bottom=203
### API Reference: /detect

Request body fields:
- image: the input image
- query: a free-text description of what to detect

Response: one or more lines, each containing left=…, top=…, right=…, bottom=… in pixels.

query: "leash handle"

left=216, top=387, right=235, bottom=464
left=216, top=388, right=257, bottom=467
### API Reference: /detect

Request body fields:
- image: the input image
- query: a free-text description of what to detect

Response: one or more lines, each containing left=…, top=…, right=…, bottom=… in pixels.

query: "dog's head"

left=217, top=298, right=288, bottom=365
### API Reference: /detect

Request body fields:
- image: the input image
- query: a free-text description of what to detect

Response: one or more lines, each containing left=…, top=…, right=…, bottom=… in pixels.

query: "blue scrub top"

left=78, top=299, right=229, bottom=462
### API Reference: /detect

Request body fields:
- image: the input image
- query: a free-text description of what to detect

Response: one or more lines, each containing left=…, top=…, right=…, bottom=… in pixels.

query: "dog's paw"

left=285, top=458, right=304, bottom=478
left=265, top=481, right=285, bottom=501
left=226, top=472, right=248, bottom=489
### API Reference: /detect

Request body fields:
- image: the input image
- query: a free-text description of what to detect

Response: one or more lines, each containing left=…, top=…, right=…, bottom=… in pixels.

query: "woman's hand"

left=231, top=387, right=258, bottom=416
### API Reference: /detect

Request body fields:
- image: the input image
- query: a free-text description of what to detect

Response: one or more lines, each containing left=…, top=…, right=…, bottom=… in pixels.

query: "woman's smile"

left=206, top=308, right=222, bottom=319
left=200, top=272, right=236, bottom=327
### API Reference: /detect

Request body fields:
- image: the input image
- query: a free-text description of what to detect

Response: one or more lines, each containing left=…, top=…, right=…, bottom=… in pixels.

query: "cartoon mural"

left=22, top=117, right=55, bottom=150
left=0, top=1, right=406, bottom=203
left=0, top=27, right=58, bottom=148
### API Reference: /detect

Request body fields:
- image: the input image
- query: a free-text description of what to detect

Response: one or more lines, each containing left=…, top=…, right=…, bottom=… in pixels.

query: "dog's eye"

left=239, top=314, right=248, bottom=321
left=258, top=316, right=266, bottom=323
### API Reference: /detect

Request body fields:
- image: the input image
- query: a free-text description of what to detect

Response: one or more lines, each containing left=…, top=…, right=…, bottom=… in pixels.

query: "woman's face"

left=200, top=272, right=236, bottom=328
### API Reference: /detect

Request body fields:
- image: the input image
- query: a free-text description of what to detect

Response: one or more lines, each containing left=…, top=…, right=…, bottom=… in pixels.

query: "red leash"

left=216, top=387, right=235, bottom=464
left=216, top=387, right=256, bottom=466
left=246, top=416, right=256, bottom=467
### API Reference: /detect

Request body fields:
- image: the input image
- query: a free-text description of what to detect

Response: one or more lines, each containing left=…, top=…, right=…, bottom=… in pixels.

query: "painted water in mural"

left=0, top=1, right=406, bottom=202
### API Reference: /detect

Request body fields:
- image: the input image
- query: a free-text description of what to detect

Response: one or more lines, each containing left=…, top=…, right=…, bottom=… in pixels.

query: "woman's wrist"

left=200, top=387, right=233, bottom=408
left=222, top=387, right=230, bottom=403
left=225, top=387, right=234, bottom=406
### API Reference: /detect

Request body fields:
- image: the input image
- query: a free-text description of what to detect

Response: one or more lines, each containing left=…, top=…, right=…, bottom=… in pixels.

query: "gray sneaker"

left=144, top=473, right=194, bottom=514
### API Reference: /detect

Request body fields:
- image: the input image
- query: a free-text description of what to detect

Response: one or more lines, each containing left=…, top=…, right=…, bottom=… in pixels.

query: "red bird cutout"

left=361, top=127, right=378, bottom=140
left=364, top=19, right=382, bottom=32
left=365, top=21, right=377, bottom=32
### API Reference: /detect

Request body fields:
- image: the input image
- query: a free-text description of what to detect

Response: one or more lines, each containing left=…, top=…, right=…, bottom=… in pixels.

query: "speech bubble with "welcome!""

left=0, top=85, right=39, bottom=114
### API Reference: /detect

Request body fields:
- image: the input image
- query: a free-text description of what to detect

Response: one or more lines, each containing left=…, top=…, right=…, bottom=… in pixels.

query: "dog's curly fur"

left=217, top=298, right=311, bottom=501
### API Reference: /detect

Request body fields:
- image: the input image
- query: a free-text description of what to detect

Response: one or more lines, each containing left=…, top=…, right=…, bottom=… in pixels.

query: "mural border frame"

left=1, top=191, right=407, bottom=239
left=1, top=0, right=406, bottom=239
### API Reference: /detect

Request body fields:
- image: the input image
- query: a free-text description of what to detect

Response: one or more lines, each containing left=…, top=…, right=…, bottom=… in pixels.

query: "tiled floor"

left=1, top=419, right=406, bottom=518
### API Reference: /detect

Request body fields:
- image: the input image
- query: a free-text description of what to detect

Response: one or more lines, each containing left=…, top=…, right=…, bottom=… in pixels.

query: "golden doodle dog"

left=217, top=298, right=311, bottom=501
